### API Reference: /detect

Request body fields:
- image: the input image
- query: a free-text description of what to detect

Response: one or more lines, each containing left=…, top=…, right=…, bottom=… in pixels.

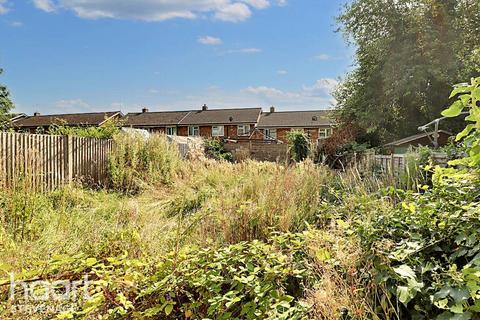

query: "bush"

left=47, top=118, right=123, bottom=139
left=286, top=131, right=311, bottom=162
left=108, top=133, right=181, bottom=193
left=204, top=138, right=233, bottom=162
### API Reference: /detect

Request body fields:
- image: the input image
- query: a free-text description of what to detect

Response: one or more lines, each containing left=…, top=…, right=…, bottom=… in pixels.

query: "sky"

left=0, top=0, right=354, bottom=115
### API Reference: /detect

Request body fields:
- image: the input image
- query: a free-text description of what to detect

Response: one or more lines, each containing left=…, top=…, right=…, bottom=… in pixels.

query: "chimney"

left=270, top=106, right=275, bottom=113
left=202, top=104, right=208, bottom=111
left=312, top=116, right=318, bottom=121
left=34, top=112, right=40, bottom=116
left=142, top=108, right=149, bottom=113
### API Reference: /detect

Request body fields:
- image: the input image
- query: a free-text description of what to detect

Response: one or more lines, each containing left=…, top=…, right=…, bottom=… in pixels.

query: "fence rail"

left=0, top=132, right=113, bottom=191
left=358, top=151, right=448, bottom=175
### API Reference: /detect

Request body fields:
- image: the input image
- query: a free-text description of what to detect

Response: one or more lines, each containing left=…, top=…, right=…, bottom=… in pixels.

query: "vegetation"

left=335, top=0, right=480, bottom=145
left=107, top=133, right=180, bottom=193
left=204, top=138, right=233, bottom=162
left=0, top=115, right=478, bottom=319
left=47, top=118, right=123, bottom=139
left=286, top=130, right=311, bottom=162
left=0, top=68, right=14, bottom=125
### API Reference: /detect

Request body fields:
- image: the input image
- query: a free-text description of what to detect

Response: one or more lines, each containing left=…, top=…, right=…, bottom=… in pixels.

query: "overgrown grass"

left=1, top=133, right=479, bottom=319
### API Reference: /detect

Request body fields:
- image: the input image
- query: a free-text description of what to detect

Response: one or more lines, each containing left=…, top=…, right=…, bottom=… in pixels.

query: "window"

left=212, top=125, right=224, bottom=137
left=237, top=125, right=250, bottom=136
left=188, top=126, right=200, bottom=136
left=319, top=128, right=332, bottom=139
left=264, top=128, right=277, bottom=139
left=166, top=126, right=177, bottom=136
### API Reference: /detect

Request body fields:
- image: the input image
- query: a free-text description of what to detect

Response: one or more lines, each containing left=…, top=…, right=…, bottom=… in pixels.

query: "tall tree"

left=335, top=0, right=480, bottom=145
left=0, top=68, right=14, bottom=122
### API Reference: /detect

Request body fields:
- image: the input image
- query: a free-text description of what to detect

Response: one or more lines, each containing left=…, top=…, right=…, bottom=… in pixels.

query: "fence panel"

left=0, top=132, right=113, bottom=191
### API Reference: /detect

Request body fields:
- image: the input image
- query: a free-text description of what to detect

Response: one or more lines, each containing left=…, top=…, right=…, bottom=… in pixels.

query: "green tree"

left=335, top=0, right=480, bottom=145
left=0, top=68, right=14, bottom=123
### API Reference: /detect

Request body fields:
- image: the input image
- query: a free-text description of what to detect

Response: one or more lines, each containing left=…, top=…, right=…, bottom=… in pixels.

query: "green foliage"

left=47, top=118, right=123, bottom=139
left=204, top=138, right=233, bottom=162
left=286, top=131, right=311, bottom=162
left=353, top=169, right=480, bottom=319
left=335, top=0, right=480, bottom=145
left=108, top=133, right=181, bottom=193
left=139, top=232, right=312, bottom=320
left=442, top=76, right=480, bottom=167
left=0, top=69, right=13, bottom=124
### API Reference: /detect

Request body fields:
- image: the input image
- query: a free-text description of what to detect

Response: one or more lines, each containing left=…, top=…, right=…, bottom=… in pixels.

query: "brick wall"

left=224, top=142, right=288, bottom=162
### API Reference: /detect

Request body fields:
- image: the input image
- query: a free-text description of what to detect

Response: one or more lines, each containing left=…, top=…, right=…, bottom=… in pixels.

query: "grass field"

left=0, top=134, right=479, bottom=319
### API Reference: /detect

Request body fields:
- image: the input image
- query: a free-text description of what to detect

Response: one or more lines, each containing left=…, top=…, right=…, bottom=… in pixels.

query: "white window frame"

left=237, top=125, right=250, bottom=136
left=166, top=126, right=177, bottom=136
left=211, top=125, right=225, bottom=137
left=264, top=128, right=277, bottom=139
left=188, top=126, right=200, bottom=136
left=319, top=128, right=332, bottom=139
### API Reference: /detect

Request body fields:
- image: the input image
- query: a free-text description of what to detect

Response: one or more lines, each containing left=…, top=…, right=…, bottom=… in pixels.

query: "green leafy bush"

left=139, top=232, right=312, bottom=320
left=442, top=76, right=480, bottom=167
left=47, top=118, right=123, bottom=139
left=286, top=131, right=311, bottom=162
left=204, top=138, right=233, bottom=162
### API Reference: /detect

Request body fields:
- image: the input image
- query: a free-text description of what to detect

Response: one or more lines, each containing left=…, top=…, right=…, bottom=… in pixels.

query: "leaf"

left=449, top=85, right=471, bottom=98
left=456, top=125, right=475, bottom=142
left=85, top=258, right=97, bottom=267
left=442, top=101, right=465, bottom=118
left=397, top=286, right=413, bottom=304
left=393, top=264, right=416, bottom=280
left=164, top=304, right=174, bottom=316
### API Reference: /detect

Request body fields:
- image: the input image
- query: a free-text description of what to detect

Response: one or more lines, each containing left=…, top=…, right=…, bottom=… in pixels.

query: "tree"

left=0, top=68, right=14, bottom=123
left=335, top=0, right=480, bottom=145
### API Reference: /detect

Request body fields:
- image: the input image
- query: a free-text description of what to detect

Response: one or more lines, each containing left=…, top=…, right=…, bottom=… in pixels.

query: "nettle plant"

left=442, top=76, right=480, bottom=167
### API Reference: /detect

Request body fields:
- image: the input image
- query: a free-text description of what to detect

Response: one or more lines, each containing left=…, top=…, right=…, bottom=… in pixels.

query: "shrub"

left=286, top=131, right=311, bottom=162
left=108, top=133, right=181, bottom=193
left=204, top=138, right=233, bottom=162
left=47, top=118, right=124, bottom=139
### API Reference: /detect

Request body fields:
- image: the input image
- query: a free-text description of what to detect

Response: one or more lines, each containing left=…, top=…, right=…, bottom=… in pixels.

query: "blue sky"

left=0, top=0, right=353, bottom=115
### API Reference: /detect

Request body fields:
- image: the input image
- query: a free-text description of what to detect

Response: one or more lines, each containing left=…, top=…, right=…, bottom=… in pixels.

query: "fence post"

left=67, top=135, right=73, bottom=184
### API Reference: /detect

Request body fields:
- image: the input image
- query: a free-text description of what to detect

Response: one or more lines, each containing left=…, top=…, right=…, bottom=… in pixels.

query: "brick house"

left=10, top=111, right=123, bottom=133
left=124, top=105, right=262, bottom=139
left=123, top=108, right=190, bottom=135
left=256, top=108, right=335, bottom=143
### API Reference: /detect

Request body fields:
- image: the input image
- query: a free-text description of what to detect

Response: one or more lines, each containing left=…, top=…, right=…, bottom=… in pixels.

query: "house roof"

left=11, top=111, right=122, bottom=128
left=124, top=111, right=191, bottom=127
left=257, top=110, right=334, bottom=128
left=179, top=108, right=262, bottom=125
left=384, top=130, right=453, bottom=147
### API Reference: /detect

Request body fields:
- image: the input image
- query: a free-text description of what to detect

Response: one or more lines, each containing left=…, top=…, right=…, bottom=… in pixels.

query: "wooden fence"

left=0, top=132, right=113, bottom=191
left=358, top=151, right=448, bottom=175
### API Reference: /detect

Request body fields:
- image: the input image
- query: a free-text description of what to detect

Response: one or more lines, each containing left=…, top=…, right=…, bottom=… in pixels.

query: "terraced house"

left=10, top=111, right=123, bottom=133
left=125, top=105, right=335, bottom=143
left=10, top=106, right=335, bottom=144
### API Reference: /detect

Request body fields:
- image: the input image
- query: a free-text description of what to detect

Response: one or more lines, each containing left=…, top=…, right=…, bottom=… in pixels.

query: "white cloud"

left=33, top=0, right=56, bottom=12
left=314, top=54, right=332, bottom=61
left=302, top=78, right=339, bottom=95
left=198, top=36, right=222, bottom=45
left=242, top=0, right=270, bottom=9
left=277, top=70, right=288, bottom=75
left=244, top=78, right=338, bottom=108
left=214, top=2, right=251, bottom=22
left=220, top=47, right=262, bottom=55
left=0, top=0, right=9, bottom=14
left=31, top=0, right=280, bottom=22
left=55, top=99, right=93, bottom=112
